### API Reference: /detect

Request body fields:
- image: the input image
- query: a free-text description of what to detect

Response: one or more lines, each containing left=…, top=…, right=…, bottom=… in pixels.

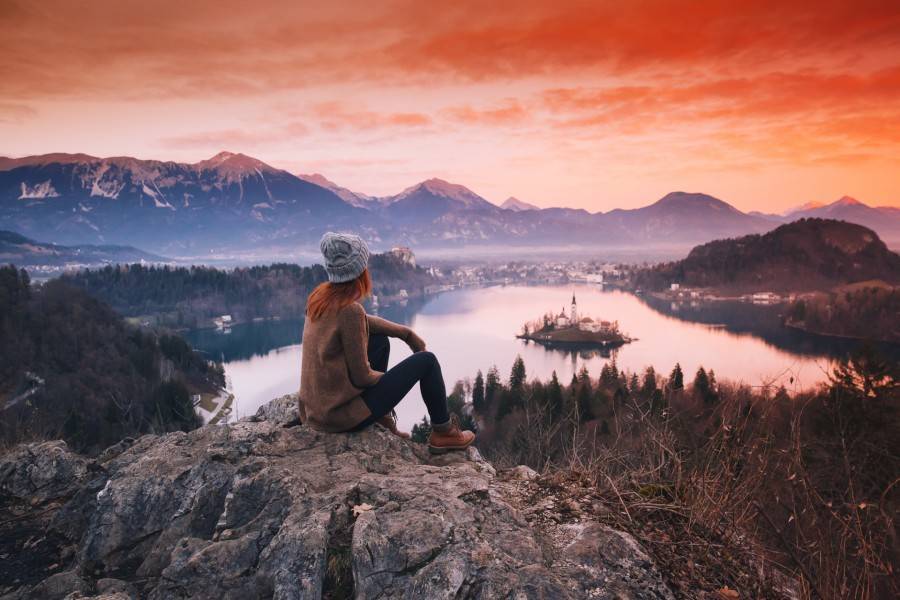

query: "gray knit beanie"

left=319, top=232, right=370, bottom=283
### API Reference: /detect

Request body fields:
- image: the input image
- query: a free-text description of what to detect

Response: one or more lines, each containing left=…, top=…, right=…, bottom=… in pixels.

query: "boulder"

left=1, top=394, right=674, bottom=599
left=0, top=441, right=89, bottom=503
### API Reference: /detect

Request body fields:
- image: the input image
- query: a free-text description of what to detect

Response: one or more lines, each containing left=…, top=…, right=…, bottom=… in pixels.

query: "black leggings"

left=346, top=334, right=450, bottom=431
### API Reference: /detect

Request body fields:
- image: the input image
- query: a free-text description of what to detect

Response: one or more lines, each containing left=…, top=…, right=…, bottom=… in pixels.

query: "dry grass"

left=482, top=380, right=899, bottom=599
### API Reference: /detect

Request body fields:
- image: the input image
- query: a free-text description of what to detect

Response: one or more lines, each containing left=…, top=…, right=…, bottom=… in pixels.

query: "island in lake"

left=517, top=294, right=633, bottom=348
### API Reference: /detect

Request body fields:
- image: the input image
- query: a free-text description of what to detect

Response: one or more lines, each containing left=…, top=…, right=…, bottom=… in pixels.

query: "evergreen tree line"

left=0, top=265, right=225, bottom=454
left=60, top=252, right=437, bottom=328
left=470, top=357, right=719, bottom=449
left=787, top=285, right=900, bottom=342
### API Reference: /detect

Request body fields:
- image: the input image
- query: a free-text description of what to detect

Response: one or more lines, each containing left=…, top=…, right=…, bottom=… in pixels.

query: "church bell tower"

left=570, top=293, right=577, bottom=325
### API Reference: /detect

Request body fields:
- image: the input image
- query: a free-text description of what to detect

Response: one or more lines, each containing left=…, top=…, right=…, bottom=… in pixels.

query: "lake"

left=184, top=284, right=892, bottom=430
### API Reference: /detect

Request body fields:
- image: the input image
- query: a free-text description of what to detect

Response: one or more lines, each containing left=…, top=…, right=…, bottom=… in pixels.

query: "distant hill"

left=632, top=219, right=900, bottom=292
left=0, top=230, right=166, bottom=267
left=603, top=192, right=773, bottom=243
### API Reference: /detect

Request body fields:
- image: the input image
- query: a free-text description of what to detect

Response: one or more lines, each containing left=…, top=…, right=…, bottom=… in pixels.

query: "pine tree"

left=499, top=356, right=527, bottom=418
left=600, top=362, right=619, bottom=389
left=694, top=366, right=712, bottom=403
left=509, top=355, right=527, bottom=394
left=547, top=370, right=564, bottom=422
left=641, top=366, right=658, bottom=399
left=629, top=373, right=640, bottom=395
left=670, top=363, right=684, bottom=390
left=576, top=366, right=593, bottom=422
left=472, top=370, right=486, bottom=413
left=485, top=365, right=501, bottom=408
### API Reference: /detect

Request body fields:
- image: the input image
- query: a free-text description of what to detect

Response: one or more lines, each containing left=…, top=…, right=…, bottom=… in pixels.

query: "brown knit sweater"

left=298, top=301, right=413, bottom=432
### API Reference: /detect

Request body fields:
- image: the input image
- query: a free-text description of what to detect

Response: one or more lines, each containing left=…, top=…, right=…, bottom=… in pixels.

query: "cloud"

left=441, top=100, right=529, bottom=125
left=536, top=67, right=900, bottom=155
left=161, top=122, right=309, bottom=149
left=309, top=102, right=432, bottom=132
left=3, top=0, right=899, bottom=99
left=0, top=102, right=36, bottom=123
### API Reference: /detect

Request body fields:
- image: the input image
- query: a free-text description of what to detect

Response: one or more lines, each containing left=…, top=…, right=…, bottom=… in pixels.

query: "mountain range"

left=2, top=152, right=897, bottom=257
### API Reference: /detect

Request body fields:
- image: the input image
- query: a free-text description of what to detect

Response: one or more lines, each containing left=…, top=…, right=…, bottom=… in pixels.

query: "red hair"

left=306, top=268, right=372, bottom=321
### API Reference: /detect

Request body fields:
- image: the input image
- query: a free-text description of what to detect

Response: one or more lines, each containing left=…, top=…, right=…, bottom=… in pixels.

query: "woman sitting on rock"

left=299, top=231, right=475, bottom=454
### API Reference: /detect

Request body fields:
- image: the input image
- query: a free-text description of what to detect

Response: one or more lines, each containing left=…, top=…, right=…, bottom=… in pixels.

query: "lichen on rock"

left=0, top=393, right=674, bottom=599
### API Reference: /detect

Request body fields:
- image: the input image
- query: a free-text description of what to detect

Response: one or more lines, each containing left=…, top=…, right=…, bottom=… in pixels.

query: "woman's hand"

left=405, top=330, right=427, bottom=353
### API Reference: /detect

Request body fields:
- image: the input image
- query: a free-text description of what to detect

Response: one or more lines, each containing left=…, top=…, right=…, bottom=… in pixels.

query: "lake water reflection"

left=184, top=284, right=892, bottom=430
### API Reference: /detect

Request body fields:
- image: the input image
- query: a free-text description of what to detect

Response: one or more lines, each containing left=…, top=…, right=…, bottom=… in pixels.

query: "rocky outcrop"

left=0, top=394, right=674, bottom=599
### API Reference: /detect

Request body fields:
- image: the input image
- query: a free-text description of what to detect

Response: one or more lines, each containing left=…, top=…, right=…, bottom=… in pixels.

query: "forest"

left=0, top=265, right=224, bottom=454
left=787, top=283, right=900, bottom=343
left=60, top=252, right=438, bottom=328
left=413, top=350, right=899, bottom=599
left=630, top=218, right=900, bottom=293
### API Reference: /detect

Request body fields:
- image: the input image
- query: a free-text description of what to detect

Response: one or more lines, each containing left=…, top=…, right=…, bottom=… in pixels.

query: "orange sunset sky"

left=1, top=0, right=899, bottom=212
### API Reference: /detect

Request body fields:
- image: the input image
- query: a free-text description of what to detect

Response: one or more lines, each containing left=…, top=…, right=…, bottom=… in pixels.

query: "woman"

left=298, top=232, right=475, bottom=454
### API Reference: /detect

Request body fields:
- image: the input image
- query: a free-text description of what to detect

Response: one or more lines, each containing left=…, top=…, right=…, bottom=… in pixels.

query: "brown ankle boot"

left=376, top=412, right=410, bottom=439
left=428, top=415, right=475, bottom=454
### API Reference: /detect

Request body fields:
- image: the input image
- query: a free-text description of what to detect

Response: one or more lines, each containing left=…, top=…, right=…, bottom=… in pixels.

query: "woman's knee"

left=418, top=350, right=438, bottom=368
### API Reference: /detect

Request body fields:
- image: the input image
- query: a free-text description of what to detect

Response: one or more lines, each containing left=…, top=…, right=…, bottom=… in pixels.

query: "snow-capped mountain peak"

left=500, top=196, right=539, bottom=211
left=786, top=196, right=867, bottom=216
left=194, top=151, right=278, bottom=176
left=832, top=195, right=863, bottom=207
left=393, top=178, right=491, bottom=209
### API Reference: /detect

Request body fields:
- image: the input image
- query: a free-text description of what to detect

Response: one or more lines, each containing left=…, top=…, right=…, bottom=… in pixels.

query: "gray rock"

left=242, top=393, right=299, bottom=426
left=0, top=441, right=89, bottom=503
left=503, top=464, right=539, bottom=481
left=21, top=570, right=88, bottom=600
left=555, top=522, right=674, bottom=599
left=95, top=578, right=138, bottom=598
left=2, top=394, right=674, bottom=599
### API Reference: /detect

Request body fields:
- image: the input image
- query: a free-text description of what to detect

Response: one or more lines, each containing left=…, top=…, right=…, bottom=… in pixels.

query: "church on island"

left=553, top=294, right=620, bottom=334
left=518, top=294, right=631, bottom=347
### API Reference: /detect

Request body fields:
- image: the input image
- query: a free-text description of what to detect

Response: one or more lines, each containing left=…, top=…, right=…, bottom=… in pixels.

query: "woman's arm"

left=367, top=314, right=426, bottom=352
left=338, top=303, right=383, bottom=387
left=366, top=314, right=410, bottom=339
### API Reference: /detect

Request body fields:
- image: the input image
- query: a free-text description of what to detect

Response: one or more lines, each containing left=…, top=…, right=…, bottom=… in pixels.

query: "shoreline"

left=783, top=320, right=900, bottom=345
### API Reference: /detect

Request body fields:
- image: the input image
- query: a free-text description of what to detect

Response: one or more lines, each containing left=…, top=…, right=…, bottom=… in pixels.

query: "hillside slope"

left=0, top=266, right=223, bottom=453
left=0, top=395, right=675, bottom=599
left=0, top=230, right=166, bottom=267
left=632, top=218, right=900, bottom=292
